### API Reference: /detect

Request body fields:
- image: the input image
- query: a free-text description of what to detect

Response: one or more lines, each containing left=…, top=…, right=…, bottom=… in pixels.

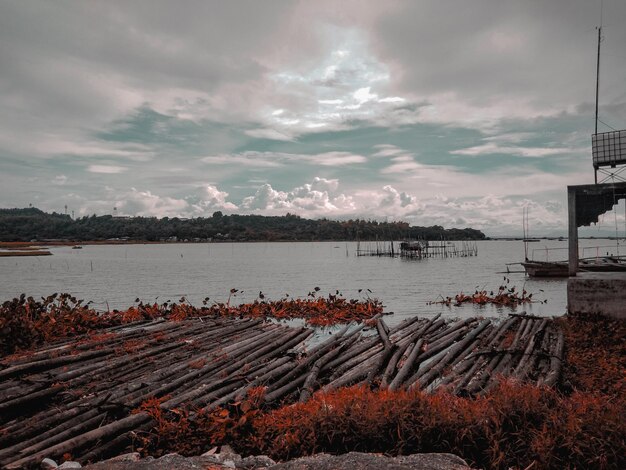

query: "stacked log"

left=0, top=313, right=563, bottom=467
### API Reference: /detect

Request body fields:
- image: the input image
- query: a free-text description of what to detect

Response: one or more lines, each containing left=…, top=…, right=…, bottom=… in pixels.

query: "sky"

left=1, top=0, right=625, bottom=236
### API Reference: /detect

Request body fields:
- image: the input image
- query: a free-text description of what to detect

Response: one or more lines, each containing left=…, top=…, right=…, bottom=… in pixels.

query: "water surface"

left=1, top=239, right=619, bottom=327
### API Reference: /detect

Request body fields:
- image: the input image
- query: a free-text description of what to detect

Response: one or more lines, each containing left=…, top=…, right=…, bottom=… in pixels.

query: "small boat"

left=522, top=256, right=626, bottom=277
left=72, top=245, right=83, bottom=249
left=521, top=260, right=568, bottom=277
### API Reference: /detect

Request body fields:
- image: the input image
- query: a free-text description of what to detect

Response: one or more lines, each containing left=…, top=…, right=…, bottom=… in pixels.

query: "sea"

left=0, top=239, right=622, bottom=328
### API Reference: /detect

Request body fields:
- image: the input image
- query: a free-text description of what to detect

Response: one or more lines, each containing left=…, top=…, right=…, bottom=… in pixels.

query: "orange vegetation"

left=428, top=280, right=540, bottom=307
left=0, top=292, right=383, bottom=355
left=135, top=381, right=624, bottom=470
left=206, top=291, right=384, bottom=326
left=556, top=312, right=626, bottom=395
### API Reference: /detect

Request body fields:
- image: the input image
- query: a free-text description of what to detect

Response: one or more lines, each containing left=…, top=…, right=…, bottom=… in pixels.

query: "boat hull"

left=522, top=258, right=626, bottom=277
left=522, top=261, right=568, bottom=277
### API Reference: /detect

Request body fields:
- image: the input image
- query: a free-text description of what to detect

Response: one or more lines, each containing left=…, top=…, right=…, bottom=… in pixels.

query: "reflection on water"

left=1, top=239, right=611, bottom=327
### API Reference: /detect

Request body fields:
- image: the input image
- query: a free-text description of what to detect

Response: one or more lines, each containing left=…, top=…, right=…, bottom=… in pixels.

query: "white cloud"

left=87, top=165, right=127, bottom=174
left=240, top=178, right=355, bottom=215
left=308, top=151, right=366, bottom=166
left=201, top=152, right=283, bottom=168
left=190, top=185, right=238, bottom=213
left=244, top=128, right=294, bottom=141
left=372, top=144, right=405, bottom=158
left=353, top=87, right=378, bottom=104
left=450, top=142, right=576, bottom=158
left=201, top=151, right=366, bottom=167
left=52, top=175, right=68, bottom=185
left=378, top=96, right=404, bottom=103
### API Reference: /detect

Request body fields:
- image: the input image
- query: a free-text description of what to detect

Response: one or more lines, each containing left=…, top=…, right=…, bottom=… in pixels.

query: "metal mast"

left=594, top=26, right=601, bottom=135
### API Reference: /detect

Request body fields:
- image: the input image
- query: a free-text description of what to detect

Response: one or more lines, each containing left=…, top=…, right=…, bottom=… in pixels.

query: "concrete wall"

left=568, top=272, right=626, bottom=320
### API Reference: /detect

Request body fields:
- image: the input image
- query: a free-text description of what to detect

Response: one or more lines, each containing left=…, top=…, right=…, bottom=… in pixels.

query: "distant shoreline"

left=2, top=237, right=624, bottom=251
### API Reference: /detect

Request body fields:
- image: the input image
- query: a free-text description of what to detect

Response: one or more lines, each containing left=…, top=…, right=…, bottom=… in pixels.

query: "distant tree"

left=0, top=208, right=486, bottom=242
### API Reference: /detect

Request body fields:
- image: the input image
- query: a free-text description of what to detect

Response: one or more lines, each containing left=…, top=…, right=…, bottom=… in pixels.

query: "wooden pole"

left=568, top=186, right=579, bottom=276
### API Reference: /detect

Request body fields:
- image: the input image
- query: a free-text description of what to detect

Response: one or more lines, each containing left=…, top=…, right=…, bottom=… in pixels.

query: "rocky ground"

left=44, top=446, right=470, bottom=470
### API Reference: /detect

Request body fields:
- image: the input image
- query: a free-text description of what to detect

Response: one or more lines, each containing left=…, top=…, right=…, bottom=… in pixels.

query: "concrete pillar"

left=568, top=186, right=578, bottom=276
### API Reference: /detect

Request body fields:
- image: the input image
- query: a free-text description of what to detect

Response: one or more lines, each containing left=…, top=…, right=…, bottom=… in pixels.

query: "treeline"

left=0, top=208, right=486, bottom=242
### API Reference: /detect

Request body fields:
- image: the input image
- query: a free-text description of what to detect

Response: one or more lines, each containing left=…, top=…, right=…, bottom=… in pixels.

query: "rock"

left=83, top=451, right=470, bottom=470
left=238, top=455, right=276, bottom=468
left=202, top=447, right=219, bottom=457
left=84, top=453, right=207, bottom=469
left=41, top=458, right=58, bottom=469
left=218, top=445, right=242, bottom=462
left=58, top=462, right=82, bottom=469
left=268, top=452, right=471, bottom=470
left=105, top=453, right=141, bottom=462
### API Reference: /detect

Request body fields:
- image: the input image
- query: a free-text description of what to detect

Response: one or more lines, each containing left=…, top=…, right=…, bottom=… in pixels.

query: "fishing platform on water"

left=356, top=239, right=478, bottom=258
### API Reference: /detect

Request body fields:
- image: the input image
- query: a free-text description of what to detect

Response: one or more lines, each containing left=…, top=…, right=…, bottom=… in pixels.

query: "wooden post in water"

left=568, top=186, right=578, bottom=276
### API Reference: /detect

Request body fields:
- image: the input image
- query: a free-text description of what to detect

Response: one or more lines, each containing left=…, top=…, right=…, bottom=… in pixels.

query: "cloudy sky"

left=1, top=0, right=625, bottom=236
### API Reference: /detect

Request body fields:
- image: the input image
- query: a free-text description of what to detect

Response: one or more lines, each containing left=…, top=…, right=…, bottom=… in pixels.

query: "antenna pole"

left=595, top=26, right=601, bottom=135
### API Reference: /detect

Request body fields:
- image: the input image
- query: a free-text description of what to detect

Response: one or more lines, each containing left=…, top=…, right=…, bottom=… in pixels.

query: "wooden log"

left=415, top=326, right=468, bottom=364
left=376, top=319, right=391, bottom=349
left=0, top=401, right=105, bottom=458
left=208, top=358, right=295, bottom=410
left=380, top=340, right=411, bottom=389
left=264, top=335, right=358, bottom=403
left=168, top=328, right=312, bottom=408
left=364, top=319, right=396, bottom=385
left=539, top=327, right=564, bottom=387
left=0, top=411, right=108, bottom=466
left=435, top=348, right=477, bottom=390
left=508, top=312, right=544, bottom=320
left=427, top=318, right=474, bottom=343
left=388, top=339, right=424, bottom=391
left=326, top=342, right=383, bottom=382
left=302, top=323, right=352, bottom=354
left=321, top=317, right=423, bottom=375
left=532, top=324, right=553, bottom=383
left=320, top=352, right=381, bottom=392
left=299, top=341, right=351, bottom=402
left=266, top=325, right=354, bottom=392
left=467, top=318, right=531, bottom=394
left=453, top=317, right=517, bottom=394
left=0, top=349, right=116, bottom=381
left=481, top=318, right=541, bottom=393
left=499, top=319, right=543, bottom=377
left=413, top=319, right=491, bottom=390
left=423, top=318, right=445, bottom=336
left=298, top=357, right=326, bottom=403
left=159, top=329, right=293, bottom=407
left=511, top=318, right=548, bottom=381
left=380, top=314, right=444, bottom=388
left=4, top=413, right=152, bottom=469
left=78, top=421, right=153, bottom=463
left=0, top=384, right=64, bottom=421
left=327, top=317, right=429, bottom=385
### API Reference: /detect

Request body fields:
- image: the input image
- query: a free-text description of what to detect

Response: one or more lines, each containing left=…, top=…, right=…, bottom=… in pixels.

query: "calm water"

left=1, top=239, right=620, bottom=327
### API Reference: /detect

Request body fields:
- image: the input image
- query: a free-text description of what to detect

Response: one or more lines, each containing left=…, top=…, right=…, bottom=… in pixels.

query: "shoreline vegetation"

left=0, top=207, right=485, bottom=243
left=0, top=293, right=623, bottom=469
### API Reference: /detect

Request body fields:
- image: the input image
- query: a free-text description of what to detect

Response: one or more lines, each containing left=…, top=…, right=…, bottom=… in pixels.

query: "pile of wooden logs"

left=0, top=313, right=563, bottom=467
